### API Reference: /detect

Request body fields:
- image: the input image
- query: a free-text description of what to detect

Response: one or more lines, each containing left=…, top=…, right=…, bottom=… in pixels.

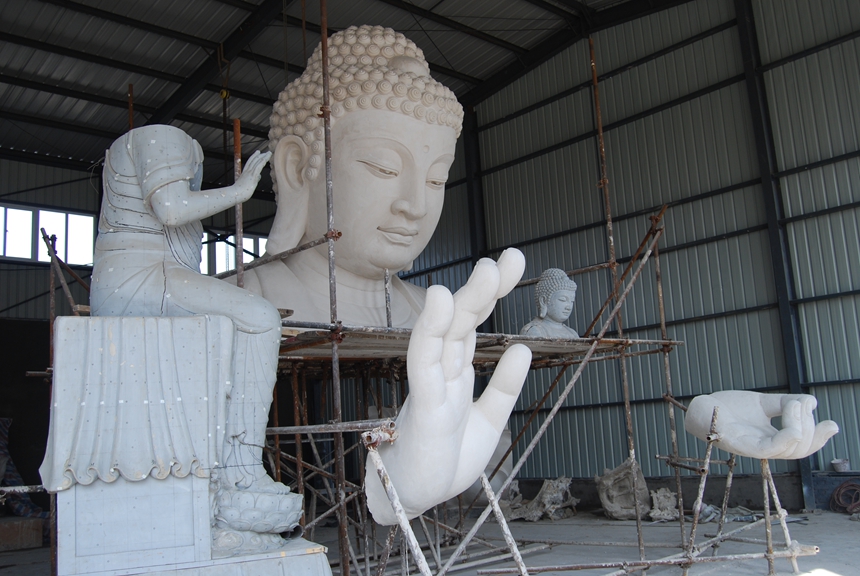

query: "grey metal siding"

left=450, top=0, right=860, bottom=480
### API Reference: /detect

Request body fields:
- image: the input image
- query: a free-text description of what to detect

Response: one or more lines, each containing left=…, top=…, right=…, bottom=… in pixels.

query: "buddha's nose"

left=391, top=180, right=427, bottom=219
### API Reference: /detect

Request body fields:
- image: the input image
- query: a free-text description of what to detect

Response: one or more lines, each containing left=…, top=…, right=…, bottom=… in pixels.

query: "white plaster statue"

left=82, top=125, right=302, bottom=552
left=685, top=391, right=839, bottom=459
left=520, top=268, right=580, bottom=339
left=237, top=25, right=463, bottom=328
left=364, top=249, right=533, bottom=525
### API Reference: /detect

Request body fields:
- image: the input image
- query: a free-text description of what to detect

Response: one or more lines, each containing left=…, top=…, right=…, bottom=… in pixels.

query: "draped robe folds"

left=41, top=125, right=282, bottom=492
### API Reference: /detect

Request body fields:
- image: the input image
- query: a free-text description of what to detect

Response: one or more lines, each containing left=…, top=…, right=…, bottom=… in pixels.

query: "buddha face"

left=303, top=109, right=457, bottom=279
left=544, top=289, right=576, bottom=323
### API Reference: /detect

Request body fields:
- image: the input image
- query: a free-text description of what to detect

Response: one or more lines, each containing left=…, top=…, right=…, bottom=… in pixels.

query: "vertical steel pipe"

left=384, top=268, right=393, bottom=328
left=761, top=458, right=775, bottom=575
left=764, top=459, right=800, bottom=573
left=686, top=408, right=719, bottom=558
left=440, top=230, right=664, bottom=574
left=711, top=454, right=736, bottom=557
left=128, top=84, right=134, bottom=130
left=233, top=118, right=245, bottom=288
left=366, top=449, right=431, bottom=576
left=291, top=365, right=305, bottom=504
left=376, top=526, right=398, bottom=576
left=480, top=474, right=529, bottom=576
left=41, top=230, right=79, bottom=315
left=318, top=2, right=348, bottom=571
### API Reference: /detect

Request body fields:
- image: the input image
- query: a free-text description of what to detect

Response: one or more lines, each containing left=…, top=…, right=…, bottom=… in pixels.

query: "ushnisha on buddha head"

left=266, top=25, right=464, bottom=279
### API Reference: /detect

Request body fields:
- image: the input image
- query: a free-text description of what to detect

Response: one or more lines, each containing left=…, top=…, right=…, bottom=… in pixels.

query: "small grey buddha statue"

left=520, top=268, right=580, bottom=339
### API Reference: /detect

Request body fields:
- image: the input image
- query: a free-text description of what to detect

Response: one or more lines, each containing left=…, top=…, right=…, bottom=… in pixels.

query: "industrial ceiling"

left=0, top=0, right=690, bottom=193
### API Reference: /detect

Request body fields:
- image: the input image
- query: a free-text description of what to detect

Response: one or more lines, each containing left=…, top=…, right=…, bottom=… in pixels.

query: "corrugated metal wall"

left=1, top=159, right=95, bottom=319
left=755, top=0, right=860, bottom=471
left=407, top=0, right=860, bottom=480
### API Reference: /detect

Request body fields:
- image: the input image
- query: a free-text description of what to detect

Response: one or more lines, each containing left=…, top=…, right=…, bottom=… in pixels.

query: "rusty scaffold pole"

left=318, top=0, right=350, bottom=572
left=233, top=119, right=245, bottom=288
left=587, top=36, right=645, bottom=560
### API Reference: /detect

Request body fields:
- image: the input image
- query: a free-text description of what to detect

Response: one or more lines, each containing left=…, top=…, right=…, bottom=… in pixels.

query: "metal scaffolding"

left=22, top=5, right=823, bottom=576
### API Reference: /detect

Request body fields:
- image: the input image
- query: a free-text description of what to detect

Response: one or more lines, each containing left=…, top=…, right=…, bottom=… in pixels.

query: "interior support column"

left=734, top=0, right=814, bottom=510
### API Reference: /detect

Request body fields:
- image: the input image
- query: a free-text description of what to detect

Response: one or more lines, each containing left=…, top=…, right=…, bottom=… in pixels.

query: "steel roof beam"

left=36, top=0, right=306, bottom=76
left=0, top=31, right=274, bottom=106
left=0, top=108, right=252, bottom=164
left=38, top=0, right=219, bottom=49
left=373, top=0, right=529, bottom=55
left=209, top=0, right=527, bottom=56
left=462, top=0, right=697, bottom=106
left=146, top=0, right=292, bottom=125
left=0, top=73, right=269, bottom=139
left=275, top=14, right=482, bottom=84
left=36, top=0, right=474, bottom=86
left=0, top=147, right=97, bottom=172
left=520, top=0, right=584, bottom=27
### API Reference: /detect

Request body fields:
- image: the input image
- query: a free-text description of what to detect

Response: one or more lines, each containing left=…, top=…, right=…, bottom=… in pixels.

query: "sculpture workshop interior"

left=0, top=0, right=858, bottom=575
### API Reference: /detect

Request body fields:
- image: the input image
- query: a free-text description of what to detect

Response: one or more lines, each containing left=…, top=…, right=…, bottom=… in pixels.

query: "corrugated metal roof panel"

left=0, top=264, right=89, bottom=319
left=781, top=157, right=860, bottom=220
left=605, top=82, right=758, bottom=216
left=592, top=0, right=734, bottom=73
left=0, top=1, right=209, bottom=78
left=477, top=0, right=735, bottom=126
left=479, top=86, right=594, bottom=168
left=787, top=207, right=860, bottom=300
left=811, top=381, right=860, bottom=474
left=599, top=26, right=743, bottom=125
left=481, top=138, right=604, bottom=250
left=433, top=0, right=565, bottom=50
left=0, top=158, right=99, bottom=212
left=411, top=182, right=470, bottom=271
left=799, top=295, right=860, bottom=384
left=478, top=39, right=593, bottom=125
left=764, top=38, right=860, bottom=173
left=753, top=0, right=860, bottom=66
left=0, top=119, right=110, bottom=166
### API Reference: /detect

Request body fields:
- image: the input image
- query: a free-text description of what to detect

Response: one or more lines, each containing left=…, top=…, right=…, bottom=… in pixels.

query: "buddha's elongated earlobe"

left=538, top=297, right=548, bottom=319
left=266, top=136, right=310, bottom=255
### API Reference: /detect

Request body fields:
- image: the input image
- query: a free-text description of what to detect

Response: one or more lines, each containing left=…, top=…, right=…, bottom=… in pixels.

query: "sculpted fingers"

left=447, top=258, right=501, bottom=339
left=784, top=396, right=817, bottom=458
left=764, top=400, right=803, bottom=458
left=408, top=285, right=454, bottom=405
left=472, top=248, right=526, bottom=325
left=493, top=249, right=526, bottom=300
left=474, top=344, right=532, bottom=432
left=802, top=420, right=840, bottom=458
left=751, top=426, right=803, bottom=459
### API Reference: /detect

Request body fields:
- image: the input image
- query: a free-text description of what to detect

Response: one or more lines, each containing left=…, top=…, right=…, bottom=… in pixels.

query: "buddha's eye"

left=358, top=160, right=398, bottom=178
left=427, top=179, right=446, bottom=190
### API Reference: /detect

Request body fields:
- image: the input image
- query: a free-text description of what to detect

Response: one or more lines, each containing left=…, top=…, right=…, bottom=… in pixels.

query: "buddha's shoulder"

left=391, top=276, right=426, bottom=307
left=233, top=261, right=306, bottom=307
left=520, top=319, right=549, bottom=337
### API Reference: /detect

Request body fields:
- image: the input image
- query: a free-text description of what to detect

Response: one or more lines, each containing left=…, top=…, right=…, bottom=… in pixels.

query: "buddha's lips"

left=378, top=227, right=417, bottom=245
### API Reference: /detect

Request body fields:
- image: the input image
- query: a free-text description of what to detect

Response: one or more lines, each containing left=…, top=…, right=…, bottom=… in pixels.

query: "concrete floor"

left=3, top=510, right=853, bottom=576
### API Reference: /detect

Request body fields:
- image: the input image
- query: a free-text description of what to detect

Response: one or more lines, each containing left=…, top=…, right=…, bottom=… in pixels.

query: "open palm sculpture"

left=364, top=249, right=532, bottom=525
left=685, top=391, right=839, bottom=459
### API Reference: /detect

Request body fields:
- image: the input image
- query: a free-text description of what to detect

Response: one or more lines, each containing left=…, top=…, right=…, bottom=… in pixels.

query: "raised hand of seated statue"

left=364, top=248, right=532, bottom=525
left=685, top=391, right=838, bottom=460
left=149, top=150, right=272, bottom=226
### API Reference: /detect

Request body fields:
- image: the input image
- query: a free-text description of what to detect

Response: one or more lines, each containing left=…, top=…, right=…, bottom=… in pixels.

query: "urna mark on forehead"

left=269, top=25, right=463, bottom=184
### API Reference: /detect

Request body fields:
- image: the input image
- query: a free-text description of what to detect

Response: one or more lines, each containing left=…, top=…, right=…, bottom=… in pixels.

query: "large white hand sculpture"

left=364, top=249, right=532, bottom=525
left=685, top=391, right=838, bottom=459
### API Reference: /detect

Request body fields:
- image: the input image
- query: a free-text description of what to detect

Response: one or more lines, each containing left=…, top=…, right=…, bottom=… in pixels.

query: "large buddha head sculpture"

left=266, top=25, right=464, bottom=281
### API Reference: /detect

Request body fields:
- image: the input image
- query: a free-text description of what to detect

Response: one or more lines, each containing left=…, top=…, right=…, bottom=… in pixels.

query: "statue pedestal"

left=57, top=475, right=211, bottom=575
left=43, top=316, right=329, bottom=576
left=57, top=477, right=330, bottom=576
